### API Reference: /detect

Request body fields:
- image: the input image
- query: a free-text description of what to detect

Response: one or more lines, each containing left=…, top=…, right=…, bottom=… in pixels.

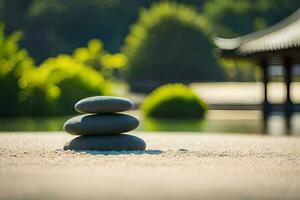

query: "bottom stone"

left=63, top=134, right=146, bottom=151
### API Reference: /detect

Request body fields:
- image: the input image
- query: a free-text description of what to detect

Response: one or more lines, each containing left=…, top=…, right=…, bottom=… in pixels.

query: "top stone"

left=75, top=96, right=134, bottom=114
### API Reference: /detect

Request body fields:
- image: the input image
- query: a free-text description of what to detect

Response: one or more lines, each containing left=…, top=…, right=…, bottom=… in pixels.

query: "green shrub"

left=122, top=2, right=223, bottom=92
left=72, top=39, right=105, bottom=71
left=141, top=83, right=207, bottom=119
left=219, top=58, right=261, bottom=81
left=0, top=24, right=36, bottom=116
left=20, top=55, right=110, bottom=115
left=72, top=39, right=128, bottom=79
left=0, top=25, right=113, bottom=116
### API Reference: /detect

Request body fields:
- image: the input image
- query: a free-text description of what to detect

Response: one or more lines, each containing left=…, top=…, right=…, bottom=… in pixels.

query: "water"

left=0, top=110, right=299, bottom=135
left=138, top=118, right=261, bottom=133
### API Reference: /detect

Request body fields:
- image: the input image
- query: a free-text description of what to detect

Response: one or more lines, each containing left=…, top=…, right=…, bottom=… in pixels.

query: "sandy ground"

left=0, top=132, right=300, bottom=200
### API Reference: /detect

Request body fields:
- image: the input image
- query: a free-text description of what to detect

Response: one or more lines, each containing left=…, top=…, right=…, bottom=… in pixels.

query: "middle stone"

left=63, top=114, right=139, bottom=135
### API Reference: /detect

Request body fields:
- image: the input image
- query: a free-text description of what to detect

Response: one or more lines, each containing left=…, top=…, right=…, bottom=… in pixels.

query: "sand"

left=0, top=132, right=300, bottom=200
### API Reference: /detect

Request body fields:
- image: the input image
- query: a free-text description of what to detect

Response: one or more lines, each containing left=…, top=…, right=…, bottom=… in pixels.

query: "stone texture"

left=63, top=113, right=139, bottom=135
left=75, top=96, right=133, bottom=114
left=63, top=134, right=146, bottom=151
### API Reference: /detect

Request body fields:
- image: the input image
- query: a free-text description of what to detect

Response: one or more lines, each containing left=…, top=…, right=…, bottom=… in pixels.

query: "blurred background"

left=1, top=0, right=300, bottom=135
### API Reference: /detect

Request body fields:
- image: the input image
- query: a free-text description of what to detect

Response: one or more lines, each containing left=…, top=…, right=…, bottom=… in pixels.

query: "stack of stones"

left=63, top=96, right=146, bottom=151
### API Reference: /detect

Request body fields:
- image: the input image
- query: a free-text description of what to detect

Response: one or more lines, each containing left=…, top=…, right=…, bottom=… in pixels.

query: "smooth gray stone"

left=75, top=96, right=133, bottom=114
left=63, top=134, right=146, bottom=151
left=63, top=114, right=139, bottom=135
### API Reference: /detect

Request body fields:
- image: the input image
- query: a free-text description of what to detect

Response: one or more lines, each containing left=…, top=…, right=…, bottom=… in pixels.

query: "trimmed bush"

left=141, top=84, right=207, bottom=119
left=122, top=2, right=223, bottom=92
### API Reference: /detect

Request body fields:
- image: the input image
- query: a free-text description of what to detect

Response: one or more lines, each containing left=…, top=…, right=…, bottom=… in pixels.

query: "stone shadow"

left=73, top=149, right=163, bottom=155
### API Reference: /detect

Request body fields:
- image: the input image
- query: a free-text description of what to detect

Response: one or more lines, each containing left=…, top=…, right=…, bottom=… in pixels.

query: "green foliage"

left=1, top=0, right=299, bottom=70
left=201, top=0, right=300, bottom=81
left=0, top=0, right=208, bottom=62
left=72, top=39, right=127, bottom=79
left=0, top=0, right=299, bottom=105
left=100, top=53, right=127, bottom=70
left=20, top=55, right=110, bottom=115
left=0, top=23, right=36, bottom=116
left=1, top=0, right=143, bottom=62
left=1, top=0, right=299, bottom=82
left=202, top=0, right=300, bottom=37
left=72, top=39, right=105, bottom=71
left=141, top=84, right=207, bottom=119
left=123, top=2, right=223, bottom=91
left=219, top=58, right=261, bottom=81
left=0, top=25, right=111, bottom=116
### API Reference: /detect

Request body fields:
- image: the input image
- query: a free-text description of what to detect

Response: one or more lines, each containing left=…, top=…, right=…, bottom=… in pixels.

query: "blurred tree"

left=0, top=0, right=209, bottom=63
left=0, top=0, right=299, bottom=82
left=20, top=55, right=110, bottom=115
left=0, top=25, right=112, bottom=116
left=1, top=0, right=140, bottom=62
left=218, top=58, right=261, bottom=81
left=72, top=38, right=127, bottom=79
left=202, top=0, right=300, bottom=37
left=123, top=2, right=224, bottom=92
left=0, top=23, right=36, bottom=116
left=73, top=39, right=105, bottom=71
left=202, top=0, right=300, bottom=81
left=0, top=0, right=33, bottom=32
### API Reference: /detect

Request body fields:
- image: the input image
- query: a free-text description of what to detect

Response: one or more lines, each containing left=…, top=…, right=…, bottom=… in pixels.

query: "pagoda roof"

left=214, top=8, right=300, bottom=57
